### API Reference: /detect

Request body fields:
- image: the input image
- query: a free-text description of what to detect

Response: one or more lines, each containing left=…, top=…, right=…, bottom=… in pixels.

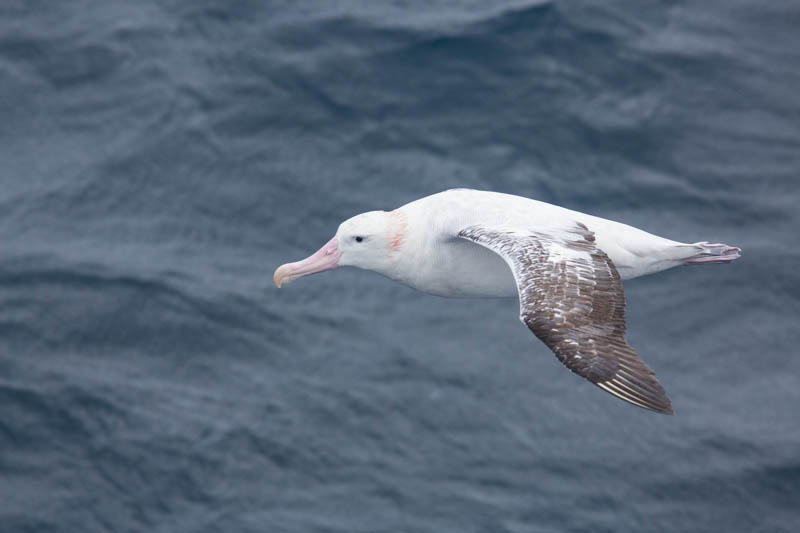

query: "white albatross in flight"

left=274, top=189, right=741, bottom=414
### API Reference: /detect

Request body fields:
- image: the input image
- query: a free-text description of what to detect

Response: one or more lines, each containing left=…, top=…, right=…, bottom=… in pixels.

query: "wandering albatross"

left=274, top=189, right=741, bottom=414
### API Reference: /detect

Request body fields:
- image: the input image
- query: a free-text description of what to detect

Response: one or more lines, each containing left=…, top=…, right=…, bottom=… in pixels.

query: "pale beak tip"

left=273, top=236, right=340, bottom=289
left=273, top=264, right=290, bottom=288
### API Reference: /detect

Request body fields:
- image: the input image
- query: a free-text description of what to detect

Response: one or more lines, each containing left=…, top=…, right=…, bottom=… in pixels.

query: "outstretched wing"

left=458, top=223, right=673, bottom=415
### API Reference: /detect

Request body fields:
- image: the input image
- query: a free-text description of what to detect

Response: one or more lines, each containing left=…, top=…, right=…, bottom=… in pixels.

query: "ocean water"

left=1, top=0, right=799, bottom=531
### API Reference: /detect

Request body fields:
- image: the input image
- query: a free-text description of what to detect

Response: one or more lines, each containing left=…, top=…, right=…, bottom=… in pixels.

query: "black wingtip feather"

left=596, top=379, right=674, bottom=415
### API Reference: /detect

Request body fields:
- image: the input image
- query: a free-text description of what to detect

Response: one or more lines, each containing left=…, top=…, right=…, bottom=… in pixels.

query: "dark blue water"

left=1, top=1, right=799, bottom=531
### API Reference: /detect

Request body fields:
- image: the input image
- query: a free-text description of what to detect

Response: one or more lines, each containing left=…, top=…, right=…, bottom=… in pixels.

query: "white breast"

left=418, top=238, right=518, bottom=298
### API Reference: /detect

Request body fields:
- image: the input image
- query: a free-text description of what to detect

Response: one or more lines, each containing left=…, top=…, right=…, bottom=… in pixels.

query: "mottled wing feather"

left=458, top=224, right=673, bottom=415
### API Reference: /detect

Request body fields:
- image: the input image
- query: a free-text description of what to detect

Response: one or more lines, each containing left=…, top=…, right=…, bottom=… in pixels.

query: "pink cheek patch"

left=386, top=210, right=408, bottom=254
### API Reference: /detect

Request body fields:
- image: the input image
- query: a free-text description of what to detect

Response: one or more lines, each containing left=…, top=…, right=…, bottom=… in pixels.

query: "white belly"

left=406, top=239, right=518, bottom=298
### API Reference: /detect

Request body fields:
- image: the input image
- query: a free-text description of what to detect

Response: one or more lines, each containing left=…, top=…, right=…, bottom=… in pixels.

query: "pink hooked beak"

left=274, top=236, right=341, bottom=288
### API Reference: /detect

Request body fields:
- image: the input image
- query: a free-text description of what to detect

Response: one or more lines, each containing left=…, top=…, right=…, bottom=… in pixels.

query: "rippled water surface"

left=1, top=1, right=799, bottom=531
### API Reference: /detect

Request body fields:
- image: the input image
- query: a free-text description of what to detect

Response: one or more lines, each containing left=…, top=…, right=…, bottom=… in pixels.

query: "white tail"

left=681, top=242, right=741, bottom=264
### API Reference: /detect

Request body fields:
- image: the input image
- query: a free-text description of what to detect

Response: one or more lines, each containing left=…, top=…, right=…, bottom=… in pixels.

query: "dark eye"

left=355, top=236, right=363, bottom=243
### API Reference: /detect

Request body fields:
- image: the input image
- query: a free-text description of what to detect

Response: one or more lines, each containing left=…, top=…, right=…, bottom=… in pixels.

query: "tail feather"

left=682, top=242, right=741, bottom=264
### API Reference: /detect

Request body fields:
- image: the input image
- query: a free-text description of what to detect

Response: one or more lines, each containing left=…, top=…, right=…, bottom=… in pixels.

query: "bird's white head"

left=273, top=210, right=407, bottom=287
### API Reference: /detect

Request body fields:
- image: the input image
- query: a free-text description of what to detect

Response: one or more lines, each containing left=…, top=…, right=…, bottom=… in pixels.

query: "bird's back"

left=397, top=189, right=692, bottom=285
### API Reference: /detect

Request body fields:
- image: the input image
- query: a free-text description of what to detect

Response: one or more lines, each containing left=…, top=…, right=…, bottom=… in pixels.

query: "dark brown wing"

left=458, top=223, right=673, bottom=415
